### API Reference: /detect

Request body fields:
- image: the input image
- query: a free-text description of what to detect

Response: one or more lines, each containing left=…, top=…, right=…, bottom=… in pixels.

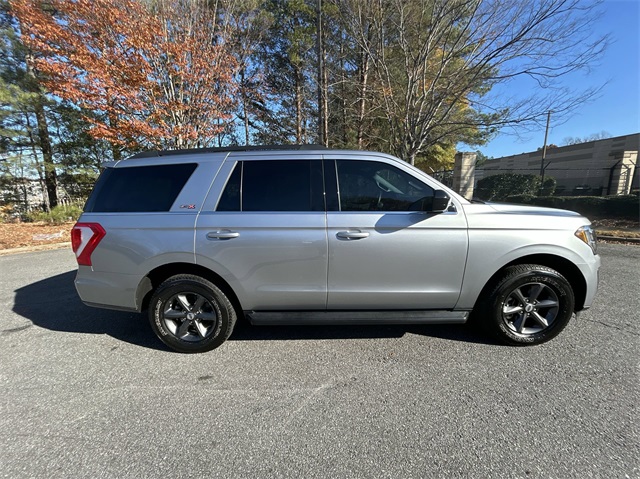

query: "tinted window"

left=336, top=160, right=433, bottom=211
left=85, top=163, right=197, bottom=212
left=216, top=163, right=241, bottom=211
left=217, top=160, right=323, bottom=212
left=323, top=160, right=339, bottom=211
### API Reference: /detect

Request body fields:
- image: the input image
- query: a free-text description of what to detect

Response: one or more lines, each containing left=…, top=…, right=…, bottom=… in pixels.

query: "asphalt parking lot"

left=0, top=245, right=638, bottom=478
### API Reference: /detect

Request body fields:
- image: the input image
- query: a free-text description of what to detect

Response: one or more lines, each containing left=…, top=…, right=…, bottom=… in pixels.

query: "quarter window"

left=85, top=163, right=197, bottom=212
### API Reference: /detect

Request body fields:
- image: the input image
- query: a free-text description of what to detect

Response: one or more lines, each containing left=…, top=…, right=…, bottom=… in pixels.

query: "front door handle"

left=207, top=230, right=239, bottom=240
left=336, top=230, right=370, bottom=240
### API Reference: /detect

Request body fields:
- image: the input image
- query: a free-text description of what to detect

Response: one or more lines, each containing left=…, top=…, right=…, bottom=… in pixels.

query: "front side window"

left=217, top=160, right=323, bottom=212
left=336, top=160, right=434, bottom=212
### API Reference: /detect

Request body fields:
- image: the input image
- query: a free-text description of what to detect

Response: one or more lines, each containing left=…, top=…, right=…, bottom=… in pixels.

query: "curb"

left=0, top=242, right=71, bottom=256
left=597, top=235, right=640, bottom=244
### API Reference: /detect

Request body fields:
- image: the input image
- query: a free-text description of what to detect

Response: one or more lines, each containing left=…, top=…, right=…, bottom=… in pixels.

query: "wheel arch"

left=137, top=262, right=242, bottom=315
left=475, top=254, right=587, bottom=312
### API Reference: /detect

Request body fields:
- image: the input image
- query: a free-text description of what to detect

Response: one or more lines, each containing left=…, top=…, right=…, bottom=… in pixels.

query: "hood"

left=486, top=202, right=583, bottom=218
left=462, top=201, right=590, bottom=230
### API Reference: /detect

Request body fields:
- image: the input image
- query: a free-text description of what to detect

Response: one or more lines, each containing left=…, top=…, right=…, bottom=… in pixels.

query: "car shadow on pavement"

left=229, top=319, right=494, bottom=345
left=12, top=270, right=169, bottom=351
left=13, top=270, right=496, bottom=351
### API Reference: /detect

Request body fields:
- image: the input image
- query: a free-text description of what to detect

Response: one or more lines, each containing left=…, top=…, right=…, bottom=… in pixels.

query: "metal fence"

left=432, top=164, right=639, bottom=199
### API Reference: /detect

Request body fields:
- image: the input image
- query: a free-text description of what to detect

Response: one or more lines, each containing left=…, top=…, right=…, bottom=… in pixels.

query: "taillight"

left=71, top=222, right=106, bottom=266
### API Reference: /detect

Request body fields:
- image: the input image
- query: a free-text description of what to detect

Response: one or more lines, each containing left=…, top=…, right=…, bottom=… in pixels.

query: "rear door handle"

left=336, top=230, right=370, bottom=240
left=207, top=230, right=239, bottom=240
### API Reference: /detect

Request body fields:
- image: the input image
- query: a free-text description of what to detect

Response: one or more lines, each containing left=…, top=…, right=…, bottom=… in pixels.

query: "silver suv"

left=72, top=146, right=600, bottom=353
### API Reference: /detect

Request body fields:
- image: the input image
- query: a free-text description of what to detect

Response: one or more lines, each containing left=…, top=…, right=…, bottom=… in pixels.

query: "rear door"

left=195, top=155, right=328, bottom=311
left=325, top=156, right=468, bottom=310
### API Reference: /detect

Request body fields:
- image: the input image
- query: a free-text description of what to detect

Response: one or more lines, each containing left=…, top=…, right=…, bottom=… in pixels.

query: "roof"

left=128, top=144, right=327, bottom=159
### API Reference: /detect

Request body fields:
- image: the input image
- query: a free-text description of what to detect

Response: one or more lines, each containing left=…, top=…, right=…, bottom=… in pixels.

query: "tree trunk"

left=356, top=46, right=369, bottom=150
left=316, top=0, right=324, bottom=145
left=25, top=112, right=50, bottom=212
left=340, top=40, right=347, bottom=147
left=240, top=68, right=250, bottom=146
left=295, top=66, right=303, bottom=144
left=316, top=0, right=328, bottom=147
left=107, top=108, right=122, bottom=161
left=24, top=53, right=57, bottom=210
left=322, top=43, right=329, bottom=147
left=243, top=101, right=250, bottom=146
left=32, top=102, right=57, bottom=209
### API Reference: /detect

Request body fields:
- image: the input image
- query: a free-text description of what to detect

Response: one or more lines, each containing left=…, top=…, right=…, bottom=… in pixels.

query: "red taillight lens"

left=71, top=222, right=106, bottom=266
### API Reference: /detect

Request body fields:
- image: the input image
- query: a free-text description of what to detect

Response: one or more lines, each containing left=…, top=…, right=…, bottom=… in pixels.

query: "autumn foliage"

left=11, top=0, right=238, bottom=151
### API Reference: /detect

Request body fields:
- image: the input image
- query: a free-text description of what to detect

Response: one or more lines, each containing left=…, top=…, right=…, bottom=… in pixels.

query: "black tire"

left=478, top=264, right=575, bottom=346
left=148, top=274, right=237, bottom=353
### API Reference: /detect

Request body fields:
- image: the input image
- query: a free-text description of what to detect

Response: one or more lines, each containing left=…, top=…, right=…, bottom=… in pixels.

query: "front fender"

left=456, top=229, right=595, bottom=310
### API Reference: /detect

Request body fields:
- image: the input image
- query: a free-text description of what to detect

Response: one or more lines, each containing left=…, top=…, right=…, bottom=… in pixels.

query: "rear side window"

left=217, top=160, right=324, bottom=212
left=85, top=163, right=197, bottom=212
left=216, top=163, right=241, bottom=211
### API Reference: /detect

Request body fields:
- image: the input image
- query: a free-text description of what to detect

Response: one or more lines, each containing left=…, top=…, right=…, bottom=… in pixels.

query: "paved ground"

left=0, top=245, right=638, bottom=478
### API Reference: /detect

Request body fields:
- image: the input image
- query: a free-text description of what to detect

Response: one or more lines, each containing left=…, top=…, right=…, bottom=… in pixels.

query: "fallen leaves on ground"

left=591, top=218, right=640, bottom=239
left=0, top=222, right=73, bottom=250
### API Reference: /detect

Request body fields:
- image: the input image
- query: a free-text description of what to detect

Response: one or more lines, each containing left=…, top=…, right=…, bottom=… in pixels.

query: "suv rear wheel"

left=480, top=264, right=575, bottom=345
left=149, top=275, right=237, bottom=353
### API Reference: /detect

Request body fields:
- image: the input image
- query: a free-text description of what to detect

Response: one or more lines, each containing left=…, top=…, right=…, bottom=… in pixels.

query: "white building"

left=476, top=133, right=639, bottom=196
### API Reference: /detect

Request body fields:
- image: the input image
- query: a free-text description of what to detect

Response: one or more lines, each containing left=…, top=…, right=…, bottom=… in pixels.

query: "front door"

left=325, top=158, right=468, bottom=310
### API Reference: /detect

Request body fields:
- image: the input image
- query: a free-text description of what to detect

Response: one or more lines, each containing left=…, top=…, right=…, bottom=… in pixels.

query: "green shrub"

left=475, top=173, right=541, bottom=201
left=25, top=204, right=84, bottom=224
left=540, top=177, right=556, bottom=197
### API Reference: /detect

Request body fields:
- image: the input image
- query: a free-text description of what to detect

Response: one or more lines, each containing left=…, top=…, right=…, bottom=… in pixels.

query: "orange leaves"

left=11, top=0, right=238, bottom=150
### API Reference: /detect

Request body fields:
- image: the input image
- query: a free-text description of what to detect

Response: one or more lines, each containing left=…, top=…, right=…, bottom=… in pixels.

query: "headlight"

left=575, top=225, right=597, bottom=254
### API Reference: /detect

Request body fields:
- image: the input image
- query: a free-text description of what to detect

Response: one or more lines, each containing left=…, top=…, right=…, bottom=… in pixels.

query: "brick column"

left=453, top=152, right=477, bottom=199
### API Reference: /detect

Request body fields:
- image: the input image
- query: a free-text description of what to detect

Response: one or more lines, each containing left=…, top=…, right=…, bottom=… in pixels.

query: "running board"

left=246, top=310, right=469, bottom=326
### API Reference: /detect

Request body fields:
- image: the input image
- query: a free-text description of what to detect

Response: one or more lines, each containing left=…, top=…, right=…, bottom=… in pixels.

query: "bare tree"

left=225, top=0, right=272, bottom=145
left=562, top=130, right=611, bottom=145
left=332, top=0, right=608, bottom=165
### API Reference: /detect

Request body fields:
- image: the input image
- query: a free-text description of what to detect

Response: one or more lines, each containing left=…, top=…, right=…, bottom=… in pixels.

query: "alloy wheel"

left=162, top=292, right=218, bottom=342
left=501, top=282, right=560, bottom=336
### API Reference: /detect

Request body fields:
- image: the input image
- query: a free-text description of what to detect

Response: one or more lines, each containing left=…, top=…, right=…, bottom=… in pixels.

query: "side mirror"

left=410, top=190, right=451, bottom=213
left=431, top=190, right=450, bottom=213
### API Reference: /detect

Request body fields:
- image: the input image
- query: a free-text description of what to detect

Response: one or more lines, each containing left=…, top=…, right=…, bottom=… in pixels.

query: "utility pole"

left=539, top=110, right=552, bottom=193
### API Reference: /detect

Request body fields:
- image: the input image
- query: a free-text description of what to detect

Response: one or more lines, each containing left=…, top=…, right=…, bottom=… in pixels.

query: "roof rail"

left=128, top=144, right=328, bottom=159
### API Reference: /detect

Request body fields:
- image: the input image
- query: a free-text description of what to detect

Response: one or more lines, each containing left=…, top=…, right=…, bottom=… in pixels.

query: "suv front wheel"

left=480, top=264, right=575, bottom=346
left=149, top=275, right=237, bottom=353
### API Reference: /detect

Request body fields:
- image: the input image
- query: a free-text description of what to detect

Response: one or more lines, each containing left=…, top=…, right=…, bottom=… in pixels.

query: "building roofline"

left=491, top=132, right=639, bottom=161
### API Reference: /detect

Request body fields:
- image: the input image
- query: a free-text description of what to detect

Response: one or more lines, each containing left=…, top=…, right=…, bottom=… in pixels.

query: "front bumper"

left=579, top=253, right=601, bottom=310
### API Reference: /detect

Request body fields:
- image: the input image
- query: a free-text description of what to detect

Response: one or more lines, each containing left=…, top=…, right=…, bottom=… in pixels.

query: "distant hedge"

left=475, top=173, right=556, bottom=201
left=501, top=194, right=639, bottom=219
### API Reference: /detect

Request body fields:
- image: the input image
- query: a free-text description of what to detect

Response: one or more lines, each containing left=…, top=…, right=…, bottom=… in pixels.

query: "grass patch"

left=25, top=204, right=83, bottom=224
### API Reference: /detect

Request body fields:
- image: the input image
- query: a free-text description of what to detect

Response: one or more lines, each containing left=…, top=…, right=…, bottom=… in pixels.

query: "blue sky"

left=474, top=0, right=640, bottom=159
